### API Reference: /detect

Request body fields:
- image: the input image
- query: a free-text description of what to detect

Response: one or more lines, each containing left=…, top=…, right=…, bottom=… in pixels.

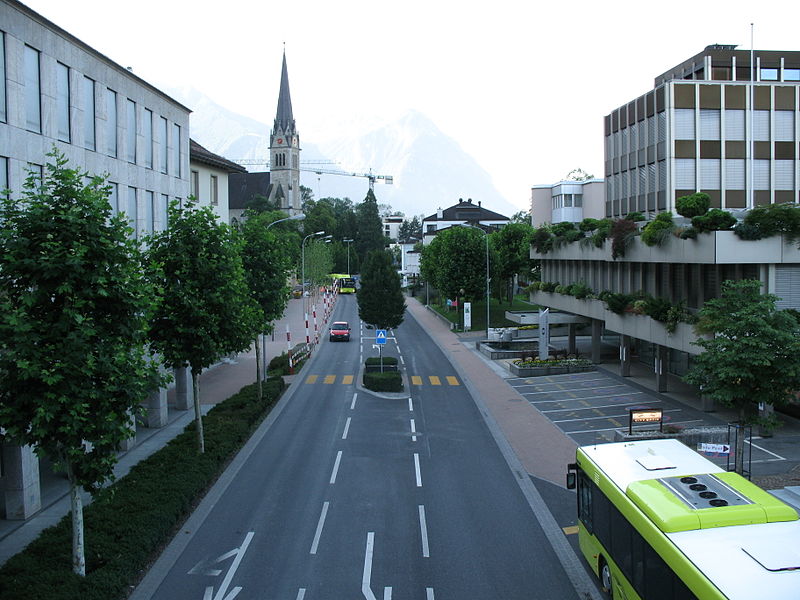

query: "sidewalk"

left=0, top=294, right=314, bottom=566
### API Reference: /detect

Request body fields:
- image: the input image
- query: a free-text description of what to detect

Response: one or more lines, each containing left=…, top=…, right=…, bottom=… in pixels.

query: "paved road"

left=134, top=295, right=586, bottom=600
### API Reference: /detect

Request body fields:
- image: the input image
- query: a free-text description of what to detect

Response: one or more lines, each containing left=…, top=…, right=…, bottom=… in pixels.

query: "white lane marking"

left=399, top=355, right=405, bottom=365
left=362, top=532, right=378, bottom=600
left=296, top=590, right=306, bottom=600
left=418, top=505, right=430, bottom=558
left=408, top=398, right=413, bottom=412
left=396, top=344, right=401, bottom=353
left=509, top=375, right=609, bottom=384
left=553, top=408, right=682, bottom=423
left=212, top=531, right=254, bottom=600
left=189, top=548, right=238, bottom=576
left=310, top=502, right=330, bottom=555
left=204, top=588, right=213, bottom=600
left=414, top=453, right=422, bottom=487
left=351, top=393, right=358, bottom=410
left=330, top=451, right=343, bottom=484
left=747, top=439, right=786, bottom=460
left=384, top=588, right=392, bottom=599
left=519, top=384, right=627, bottom=395
left=411, top=419, right=417, bottom=442
left=343, top=417, right=352, bottom=440
left=426, top=588, right=435, bottom=599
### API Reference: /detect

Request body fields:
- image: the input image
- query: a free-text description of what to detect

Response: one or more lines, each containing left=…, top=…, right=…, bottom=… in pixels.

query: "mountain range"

left=165, top=86, right=520, bottom=219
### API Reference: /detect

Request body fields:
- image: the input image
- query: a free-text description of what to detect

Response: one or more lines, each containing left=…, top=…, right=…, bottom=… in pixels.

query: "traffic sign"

left=698, top=443, right=731, bottom=455
left=375, top=329, right=387, bottom=344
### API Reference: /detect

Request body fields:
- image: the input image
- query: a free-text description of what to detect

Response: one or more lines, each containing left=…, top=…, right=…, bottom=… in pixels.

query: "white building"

left=530, top=178, right=605, bottom=226
left=422, top=198, right=509, bottom=244
left=189, top=139, right=246, bottom=226
left=0, top=0, right=191, bottom=521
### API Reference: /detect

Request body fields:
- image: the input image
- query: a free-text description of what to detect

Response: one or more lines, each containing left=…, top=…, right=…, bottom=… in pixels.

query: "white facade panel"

left=674, top=109, right=695, bottom=139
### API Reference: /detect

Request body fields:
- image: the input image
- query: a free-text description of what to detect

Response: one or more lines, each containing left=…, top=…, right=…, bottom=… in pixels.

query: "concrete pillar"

left=654, top=344, right=669, bottom=392
left=174, top=366, right=192, bottom=411
left=700, top=392, right=715, bottom=412
left=591, top=319, right=603, bottom=364
left=2, top=444, right=41, bottom=520
left=146, top=387, right=168, bottom=428
left=118, top=411, right=137, bottom=451
left=567, top=323, right=577, bottom=355
left=620, top=334, right=632, bottom=377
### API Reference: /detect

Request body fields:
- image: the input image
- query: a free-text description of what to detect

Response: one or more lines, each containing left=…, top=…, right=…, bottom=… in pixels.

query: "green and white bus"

left=566, top=439, right=800, bottom=599
left=331, top=273, right=356, bottom=294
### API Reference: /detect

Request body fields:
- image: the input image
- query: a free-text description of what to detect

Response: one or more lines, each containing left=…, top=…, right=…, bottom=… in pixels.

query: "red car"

left=329, top=321, right=351, bottom=342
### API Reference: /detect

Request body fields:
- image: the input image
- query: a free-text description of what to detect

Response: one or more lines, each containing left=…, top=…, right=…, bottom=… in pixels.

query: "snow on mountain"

left=165, top=86, right=518, bottom=218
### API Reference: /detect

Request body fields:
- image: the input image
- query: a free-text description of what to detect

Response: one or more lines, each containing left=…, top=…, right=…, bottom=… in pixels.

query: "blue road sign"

left=375, top=329, right=387, bottom=344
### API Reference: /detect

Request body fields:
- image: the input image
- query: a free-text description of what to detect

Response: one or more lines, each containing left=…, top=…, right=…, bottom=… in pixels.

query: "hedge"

left=363, top=371, right=403, bottom=392
left=0, top=377, right=285, bottom=600
left=364, top=356, right=398, bottom=366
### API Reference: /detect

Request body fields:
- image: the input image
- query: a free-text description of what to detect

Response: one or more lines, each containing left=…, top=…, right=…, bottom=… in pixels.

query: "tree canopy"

left=491, top=222, right=534, bottom=302
left=357, top=250, right=406, bottom=329
left=0, top=152, right=163, bottom=575
left=420, top=226, right=487, bottom=300
left=355, top=189, right=387, bottom=262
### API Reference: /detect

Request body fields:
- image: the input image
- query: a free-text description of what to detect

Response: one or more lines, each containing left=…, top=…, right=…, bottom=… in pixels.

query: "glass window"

left=575, top=194, right=583, bottom=207
left=143, top=108, right=153, bottom=168
left=126, top=187, right=138, bottom=237
left=0, top=32, right=6, bottom=123
left=83, top=76, right=95, bottom=150
left=785, top=68, right=800, bottom=81
left=0, top=156, right=7, bottom=192
left=126, top=99, right=136, bottom=163
left=158, top=193, right=168, bottom=231
left=108, top=182, right=118, bottom=215
left=106, top=89, right=117, bottom=157
left=725, top=109, right=745, bottom=140
left=190, top=170, right=199, bottom=200
left=210, top=174, right=218, bottom=206
left=56, top=63, right=70, bottom=142
left=760, top=68, right=779, bottom=81
left=172, top=123, right=181, bottom=177
left=753, top=110, right=770, bottom=141
left=27, top=163, right=43, bottom=187
left=144, top=190, right=154, bottom=234
left=674, top=109, right=695, bottom=140
left=159, top=116, right=168, bottom=173
left=24, top=46, right=41, bottom=133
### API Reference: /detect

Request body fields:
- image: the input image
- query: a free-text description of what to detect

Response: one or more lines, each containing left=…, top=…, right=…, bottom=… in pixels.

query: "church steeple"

left=274, top=50, right=296, bottom=135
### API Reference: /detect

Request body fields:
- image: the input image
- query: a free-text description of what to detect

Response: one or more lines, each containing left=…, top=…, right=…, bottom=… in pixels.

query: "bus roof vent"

left=659, top=474, right=752, bottom=509
left=636, top=454, right=675, bottom=471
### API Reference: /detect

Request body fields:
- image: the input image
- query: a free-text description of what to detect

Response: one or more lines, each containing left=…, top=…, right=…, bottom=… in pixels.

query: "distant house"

left=421, top=198, right=509, bottom=244
left=189, top=139, right=246, bottom=225
left=383, top=215, right=404, bottom=241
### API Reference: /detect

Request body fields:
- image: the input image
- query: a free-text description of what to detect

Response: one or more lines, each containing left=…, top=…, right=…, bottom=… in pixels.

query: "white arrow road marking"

left=203, top=531, right=253, bottom=600
left=189, top=548, right=238, bottom=576
left=362, top=532, right=378, bottom=600
left=310, top=502, right=330, bottom=555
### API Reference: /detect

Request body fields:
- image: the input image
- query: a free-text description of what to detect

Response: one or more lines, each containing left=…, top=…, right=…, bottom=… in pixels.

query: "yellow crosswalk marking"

left=306, top=375, right=318, bottom=384
left=342, top=375, right=354, bottom=385
left=446, top=376, right=459, bottom=386
left=562, top=525, right=579, bottom=535
left=429, top=376, right=441, bottom=386
left=323, top=375, right=336, bottom=384
left=411, top=375, right=423, bottom=385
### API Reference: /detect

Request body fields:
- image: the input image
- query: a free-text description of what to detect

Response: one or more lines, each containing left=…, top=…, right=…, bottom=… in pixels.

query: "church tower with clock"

left=269, top=51, right=301, bottom=213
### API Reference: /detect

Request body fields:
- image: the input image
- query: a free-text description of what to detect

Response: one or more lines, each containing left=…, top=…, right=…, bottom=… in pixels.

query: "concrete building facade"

left=530, top=178, right=605, bottom=226
left=0, top=0, right=191, bottom=521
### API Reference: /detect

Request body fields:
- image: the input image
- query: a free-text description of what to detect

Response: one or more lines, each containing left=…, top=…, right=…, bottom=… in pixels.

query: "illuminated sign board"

left=629, top=408, right=663, bottom=434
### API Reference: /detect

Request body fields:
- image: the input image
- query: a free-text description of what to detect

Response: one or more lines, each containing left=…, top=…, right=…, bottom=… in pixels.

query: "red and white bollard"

left=313, top=305, right=318, bottom=344
left=305, top=312, right=310, bottom=345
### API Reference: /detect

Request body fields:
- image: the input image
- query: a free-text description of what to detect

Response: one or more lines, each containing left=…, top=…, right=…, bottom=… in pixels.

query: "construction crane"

left=306, top=167, right=393, bottom=191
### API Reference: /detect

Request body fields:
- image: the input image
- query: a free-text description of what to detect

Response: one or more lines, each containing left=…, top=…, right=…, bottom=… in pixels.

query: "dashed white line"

left=296, top=589, right=306, bottom=600
left=399, top=355, right=405, bottom=365
left=414, top=453, right=422, bottom=487
left=342, top=417, right=352, bottom=440
left=418, top=505, right=430, bottom=557
left=330, top=451, right=343, bottom=484
left=351, top=393, right=358, bottom=410
left=310, top=502, right=329, bottom=555
left=411, top=419, right=417, bottom=442
left=408, top=398, right=413, bottom=412
left=362, top=532, right=377, bottom=600
left=426, top=588, right=435, bottom=599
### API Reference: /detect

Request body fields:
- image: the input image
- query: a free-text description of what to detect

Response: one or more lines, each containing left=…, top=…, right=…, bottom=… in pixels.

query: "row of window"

left=674, top=109, right=795, bottom=142
left=551, top=194, right=583, bottom=209
left=190, top=170, right=219, bottom=206
left=607, top=161, right=667, bottom=201
left=759, top=67, right=800, bottom=82
left=1, top=32, right=182, bottom=177
left=107, top=183, right=172, bottom=238
left=675, top=158, right=794, bottom=191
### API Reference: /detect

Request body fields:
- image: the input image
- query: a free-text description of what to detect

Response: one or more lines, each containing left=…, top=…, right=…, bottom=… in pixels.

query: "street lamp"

left=343, top=238, right=354, bottom=275
left=302, top=231, right=326, bottom=314
left=266, top=212, right=305, bottom=230
left=459, top=223, right=490, bottom=335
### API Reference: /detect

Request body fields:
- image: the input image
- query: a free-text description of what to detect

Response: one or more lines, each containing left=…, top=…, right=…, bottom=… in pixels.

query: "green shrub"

left=644, top=296, right=672, bottom=322
left=589, top=218, right=613, bottom=248
left=554, top=284, right=569, bottom=294
left=526, top=281, right=542, bottom=292
left=531, top=227, right=553, bottom=254
left=579, top=218, right=602, bottom=232
left=0, top=380, right=284, bottom=600
left=363, top=371, right=403, bottom=392
left=679, top=227, right=698, bottom=240
left=567, top=282, right=592, bottom=299
left=735, top=202, right=800, bottom=245
left=365, top=356, right=398, bottom=366
left=550, top=221, right=577, bottom=237
left=610, top=218, right=638, bottom=259
left=675, top=192, right=710, bottom=218
left=640, top=212, right=675, bottom=246
left=604, top=292, right=634, bottom=314
left=625, top=211, right=646, bottom=222
left=539, top=281, right=558, bottom=292
left=692, top=208, right=736, bottom=233
left=733, top=221, right=763, bottom=240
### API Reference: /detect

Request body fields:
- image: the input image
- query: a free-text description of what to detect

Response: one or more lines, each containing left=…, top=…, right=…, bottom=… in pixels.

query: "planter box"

left=508, top=362, right=596, bottom=377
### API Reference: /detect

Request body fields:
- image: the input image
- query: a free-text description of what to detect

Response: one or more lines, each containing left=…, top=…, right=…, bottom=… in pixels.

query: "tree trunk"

left=192, top=368, right=205, bottom=454
left=734, top=406, right=747, bottom=475
left=69, top=474, right=85, bottom=576
left=255, top=335, right=263, bottom=400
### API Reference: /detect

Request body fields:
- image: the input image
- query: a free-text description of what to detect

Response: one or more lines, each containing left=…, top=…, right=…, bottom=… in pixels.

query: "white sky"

left=23, top=0, right=800, bottom=212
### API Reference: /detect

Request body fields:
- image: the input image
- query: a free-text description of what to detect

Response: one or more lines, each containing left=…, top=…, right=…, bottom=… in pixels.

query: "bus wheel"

left=599, top=559, right=614, bottom=599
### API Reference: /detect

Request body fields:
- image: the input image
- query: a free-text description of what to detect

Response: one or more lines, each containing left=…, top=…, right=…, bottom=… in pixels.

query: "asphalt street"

left=133, top=295, right=586, bottom=600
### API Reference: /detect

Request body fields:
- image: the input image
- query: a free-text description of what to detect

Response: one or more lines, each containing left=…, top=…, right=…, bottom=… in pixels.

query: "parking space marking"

left=517, top=384, right=628, bottom=395
left=527, top=393, right=645, bottom=405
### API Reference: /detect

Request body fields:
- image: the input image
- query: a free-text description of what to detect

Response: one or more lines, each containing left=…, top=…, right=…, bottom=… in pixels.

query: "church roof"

left=190, top=139, right=247, bottom=173
left=274, top=51, right=296, bottom=134
left=228, top=171, right=272, bottom=209
left=423, top=199, right=510, bottom=223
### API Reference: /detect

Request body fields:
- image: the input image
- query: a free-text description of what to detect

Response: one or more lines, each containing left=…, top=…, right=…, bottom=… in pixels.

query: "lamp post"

left=266, top=212, right=305, bottom=230
left=343, top=238, right=354, bottom=275
left=460, top=223, right=490, bottom=335
left=302, top=231, right=326, bottom=315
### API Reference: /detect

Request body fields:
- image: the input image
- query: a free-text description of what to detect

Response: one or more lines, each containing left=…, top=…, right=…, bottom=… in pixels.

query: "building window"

left=785, top=68, right=800, bottom=81
left=106, top=88, right=117, bottom=157
left=0, top=156, right=7, bottom=191
left=0, top=32, right=6, bottom=123
left=760, top=68, right=779, bottom=81
left=27, top=163, right=43, bottom=186
left=145, top=190, right=154, bottom=234
left=159, top=116, right=168, bottom=173
left=753, top=111, right=770, bottom=141
left=210, top=174, right=218, bottom=206
left=24, top=46, right=41, bottom=133
left=172, top=123, right=181, bottom=178
left=674, top=109, right=695, bottom=140
left=56, top=63, right=70, bottom=142
left=158, top=193, right=168, bottom=231
left=126, top=99, right=136, bottom=163
left=190, top=170, right=199, bottom=200
left=126, top=187, right=138, bottom=237
left=83, top=76, right=95, bottom=150
left=143, top=109, right=153, bottom=168
left=725, top=109, right=745, bottom=140
left=108, top=182, right=119, bottom=215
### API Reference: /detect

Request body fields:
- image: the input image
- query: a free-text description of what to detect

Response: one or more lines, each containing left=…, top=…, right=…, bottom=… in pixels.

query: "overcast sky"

left=23, top=0, right=800, bottom=212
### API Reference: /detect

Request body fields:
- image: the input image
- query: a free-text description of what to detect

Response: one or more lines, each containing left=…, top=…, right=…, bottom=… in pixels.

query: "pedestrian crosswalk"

left=305, top=374, right=460, bottom=386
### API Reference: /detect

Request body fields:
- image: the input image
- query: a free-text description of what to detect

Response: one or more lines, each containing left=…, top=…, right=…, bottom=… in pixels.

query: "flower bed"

left=509, top=357, right=595, bottom=377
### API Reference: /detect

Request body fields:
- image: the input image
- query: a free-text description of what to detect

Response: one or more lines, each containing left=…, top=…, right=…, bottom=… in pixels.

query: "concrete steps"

left=769, top=486, right=800, bottom=510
